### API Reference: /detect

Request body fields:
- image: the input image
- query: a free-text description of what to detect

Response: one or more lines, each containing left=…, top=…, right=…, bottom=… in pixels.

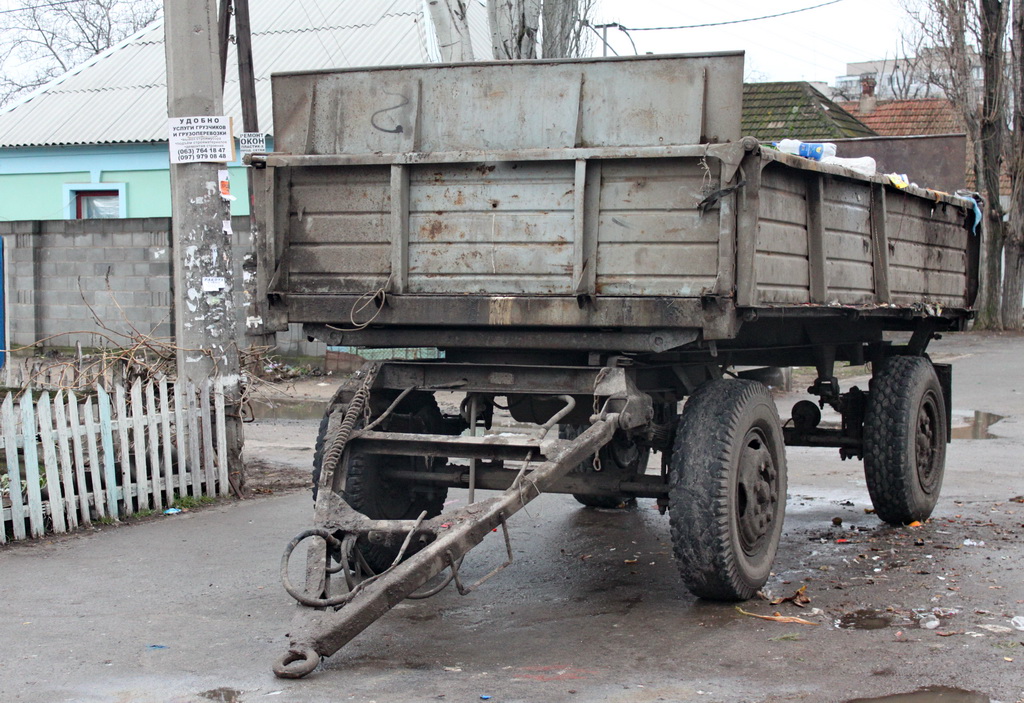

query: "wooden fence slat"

left=114, top=384, right=133, bottom=516
left=187, top=383, right=202, bottom=496
left=200, top=380, right=215, bottom=496
left=159, top=378, right=175, bottom=507
left=145, top=382, right=163, bottom=511
left=2, top=378, right=243, bottom=543
left=36, top=393, right=67, bottom=534
left=52, top=391, right=79, bottom=530
left=2, top=393, right=26, bottom=541
left=82, top=397, right=107, bottom=520
left=130, top=379, right=149, bottom=510
left=175, top=382, right=188, bottom=498
left=67, top=391, right=91, bottom=526
left=21, top=390, right=46, bottom=537
left=214, top=378, right=229, bottom=497
left=97, top=387, right=119, bottom=518
left=0, top=394, right=8, bottom=544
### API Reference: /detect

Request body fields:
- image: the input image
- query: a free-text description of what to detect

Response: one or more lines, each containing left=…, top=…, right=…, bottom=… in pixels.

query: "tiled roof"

left=0, top=0, right=492, bottom=148
left=742, top=82, right=877, bottom=141
left=835, top=98, right=965, bottom=136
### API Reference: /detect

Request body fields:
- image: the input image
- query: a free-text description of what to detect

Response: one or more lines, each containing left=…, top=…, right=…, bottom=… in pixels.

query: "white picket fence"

left=1, top=378, right=230, bottom=543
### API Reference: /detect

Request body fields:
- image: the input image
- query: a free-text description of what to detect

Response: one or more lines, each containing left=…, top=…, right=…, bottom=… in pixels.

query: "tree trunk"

left=1003, top=0, right=1024, bottom=330
left=488, top=0, right=541, bottom=59
left=541, top=0, right=579, bottom=58
left=428, top=0, right=474, bottom=61
left=1001, top=240, right=1024, bottom=328
left=978, top=0, right=1009, bottom=328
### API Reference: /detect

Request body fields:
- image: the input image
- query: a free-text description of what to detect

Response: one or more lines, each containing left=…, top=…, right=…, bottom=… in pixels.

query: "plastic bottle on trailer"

left=774, top=139, right=837, bottom=161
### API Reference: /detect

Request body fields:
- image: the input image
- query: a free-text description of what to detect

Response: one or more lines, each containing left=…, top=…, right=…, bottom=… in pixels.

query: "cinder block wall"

left=0, top=217, right=324, bottom=359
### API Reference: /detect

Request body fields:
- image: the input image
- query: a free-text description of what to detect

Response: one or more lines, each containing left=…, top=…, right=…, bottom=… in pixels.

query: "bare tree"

left=428, top=0, right=475, bottom=62
left=887, top=33, right=940, bottom=98
left=901, top=0, right=1010, bottom=328
left=488, top=0, right=541, bottom=59
left=486, top=0, right=593, bottom=60
left=541, top=0, right=593, bottom=58
left=978, top=0, right=1011, bottom=329
left=1005, top=0, right=1024, bottom=328
left=0, top=0, right=161, bottom=108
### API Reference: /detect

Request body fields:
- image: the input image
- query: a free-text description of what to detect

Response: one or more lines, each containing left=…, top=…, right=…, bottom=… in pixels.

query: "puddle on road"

left=951, top=411, right=1004, bottom=440
left=837, top=609, right=892, bottom=630
left=843, top=687, right=989, bottom=703
left=199, top=689, right=244, bottom=703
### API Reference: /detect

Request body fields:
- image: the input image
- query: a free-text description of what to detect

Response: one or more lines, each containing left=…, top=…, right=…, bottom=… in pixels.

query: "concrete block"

left=113, top=276, right=143, bottom=292
left=131, top=232, right=160, bottom=248
left=40, top=304, right=72, bottom=321
left=148, top=262, right=172, bottom=277
left=109, top=231, right=134, bottom=248
left=102, top=248, right=129, bottom=262
left=139, top=217, right=172, bottom=233
left=39, top=261, right=61, bottom=277
left=127, top=247, right=153, bottom=263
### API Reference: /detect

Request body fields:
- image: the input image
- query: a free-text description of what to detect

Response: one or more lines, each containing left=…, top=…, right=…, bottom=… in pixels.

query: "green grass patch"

left=171, top=495, right=216, bottom=510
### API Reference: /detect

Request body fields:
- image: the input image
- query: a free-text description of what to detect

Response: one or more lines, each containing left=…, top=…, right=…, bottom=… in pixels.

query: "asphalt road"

left=1, top=332, right=1022, bottom=703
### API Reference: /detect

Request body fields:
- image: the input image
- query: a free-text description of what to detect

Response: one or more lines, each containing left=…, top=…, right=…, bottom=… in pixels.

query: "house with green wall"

left=0, top=0, right=491, bottom=222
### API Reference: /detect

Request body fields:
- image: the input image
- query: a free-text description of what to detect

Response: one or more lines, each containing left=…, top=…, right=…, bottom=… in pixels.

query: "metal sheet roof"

left=0, top=0, right=490, bottom=148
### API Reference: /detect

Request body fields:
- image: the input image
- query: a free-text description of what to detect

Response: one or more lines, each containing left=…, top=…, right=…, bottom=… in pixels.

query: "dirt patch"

left=244, top=458, right=311, bottom=496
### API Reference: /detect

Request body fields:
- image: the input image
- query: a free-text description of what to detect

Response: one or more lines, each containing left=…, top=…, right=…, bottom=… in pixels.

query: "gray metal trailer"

left=248, top=53, right=980, bottom=678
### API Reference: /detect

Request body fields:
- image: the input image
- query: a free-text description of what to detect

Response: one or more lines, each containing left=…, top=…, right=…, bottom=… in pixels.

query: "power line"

left=0, top=1, right=81, bottom=15
left=615, top=0, right=847, bottom=32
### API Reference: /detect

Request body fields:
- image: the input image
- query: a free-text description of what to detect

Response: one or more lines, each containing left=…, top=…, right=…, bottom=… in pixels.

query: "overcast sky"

left=590, top=0, right=911, bottom=85
left=0, top=0, right=914, bottom=87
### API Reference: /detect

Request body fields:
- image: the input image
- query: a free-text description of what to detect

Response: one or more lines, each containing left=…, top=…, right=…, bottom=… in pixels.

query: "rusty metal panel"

left=407, top=161, right=576, bottom=295
left=750, top=159, right=970, bottom=308
left=755, top=166, right=810, bottom=304
left=822, top=179, right=875, bottom=303
left=282, top=165, right=392, bottom=294
left=886, top=197, right=970, bottom=305
left=596, top=159, right=721, bottom=296
left=271, top=53, right=744, bottom=156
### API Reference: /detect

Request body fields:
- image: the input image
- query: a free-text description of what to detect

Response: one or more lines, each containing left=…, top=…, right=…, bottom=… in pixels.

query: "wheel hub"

left=915, top=392, right=941, bottom=493
left=737, top=428, right=779, bottom=556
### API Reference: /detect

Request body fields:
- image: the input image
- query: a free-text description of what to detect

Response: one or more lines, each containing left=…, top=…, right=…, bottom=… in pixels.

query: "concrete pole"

left=164, top=0, right=245, bottom=494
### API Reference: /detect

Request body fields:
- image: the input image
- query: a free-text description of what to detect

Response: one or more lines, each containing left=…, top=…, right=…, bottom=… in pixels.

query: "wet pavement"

left=0, top=331, right=1022, bottom=702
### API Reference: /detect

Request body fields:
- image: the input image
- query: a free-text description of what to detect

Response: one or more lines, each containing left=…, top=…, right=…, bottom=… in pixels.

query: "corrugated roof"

left=0, top=0, right=491, bottom=148
left=742, top=82, right=877, bottom=141
left=834, top=98, right=965, bottom=137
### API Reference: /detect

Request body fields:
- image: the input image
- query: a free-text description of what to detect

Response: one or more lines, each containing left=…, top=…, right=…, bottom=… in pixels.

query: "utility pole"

left=233, top=0, right=275, bottom=350
left=164, top=0, right=245, bottom=494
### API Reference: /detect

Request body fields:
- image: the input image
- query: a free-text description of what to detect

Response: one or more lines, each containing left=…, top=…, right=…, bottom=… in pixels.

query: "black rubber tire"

left=863, top=356, right=947, bottom=525
left=668, top=379, right=787, bottom=601
left=559, top=424, right=650, bottom=509
left=312, top=394, right=448, bottom=573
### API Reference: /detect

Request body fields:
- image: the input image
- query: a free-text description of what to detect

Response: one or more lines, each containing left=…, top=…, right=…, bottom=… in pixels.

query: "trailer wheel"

left=668, top=379, right=787, bottom=601
left=863, top=356, right=946, bottom=525
left=559, top=425, right=650, bottom=508
left=312, top=394, right=448, bottom=573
